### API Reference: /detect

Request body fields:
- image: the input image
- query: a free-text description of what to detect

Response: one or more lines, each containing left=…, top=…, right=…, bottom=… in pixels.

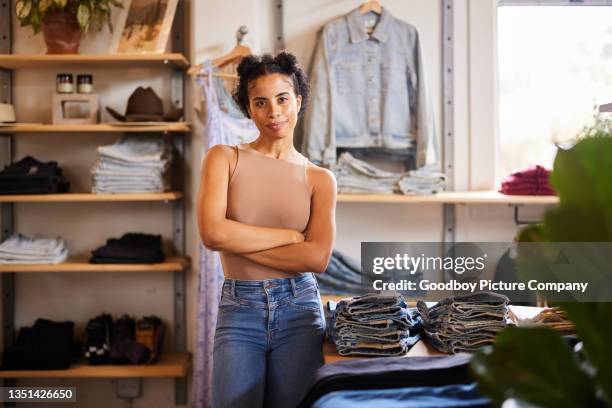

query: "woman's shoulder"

left=306, top=161, right=337, bottom=193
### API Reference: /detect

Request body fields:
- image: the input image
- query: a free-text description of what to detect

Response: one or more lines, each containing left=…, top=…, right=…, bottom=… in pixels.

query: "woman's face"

left=247, top=73, right=302, bottom=141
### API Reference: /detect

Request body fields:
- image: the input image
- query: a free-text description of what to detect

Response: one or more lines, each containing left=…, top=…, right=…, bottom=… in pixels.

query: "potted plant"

left=15, top=0, right=123, bottom=54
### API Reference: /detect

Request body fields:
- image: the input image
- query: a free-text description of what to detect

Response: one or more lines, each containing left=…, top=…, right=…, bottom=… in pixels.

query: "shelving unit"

left=0, top=123, right=190, bottom=133
left=0, top=0, right=191, bottom=405
left=337, top=191, right=558, bottom=205
left=0, top=353, right=190, bottom=378
left=0, top=192, right=183, bottom=203
left=0, top=53, right=190, bottom=70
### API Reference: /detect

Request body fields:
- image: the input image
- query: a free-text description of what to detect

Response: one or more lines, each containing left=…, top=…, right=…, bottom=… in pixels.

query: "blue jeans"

left=212, top=273, right=326, bottom=408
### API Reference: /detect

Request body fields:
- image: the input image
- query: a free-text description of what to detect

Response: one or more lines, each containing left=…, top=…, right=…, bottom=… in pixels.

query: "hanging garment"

left=302, top=6, right=437, bottom=168
left=191, top=61, right=258, bottom=408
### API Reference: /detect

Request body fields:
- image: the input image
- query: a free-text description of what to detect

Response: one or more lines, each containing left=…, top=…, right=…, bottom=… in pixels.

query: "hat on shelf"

left=105, top=87, right=183, bottom=122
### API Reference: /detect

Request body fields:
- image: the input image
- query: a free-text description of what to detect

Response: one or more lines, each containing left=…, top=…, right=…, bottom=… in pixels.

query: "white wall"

left=2, top=1, right=554, bottom=407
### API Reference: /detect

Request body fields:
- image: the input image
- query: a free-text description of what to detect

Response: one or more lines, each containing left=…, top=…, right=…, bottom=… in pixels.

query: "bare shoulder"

left=205, top=144, right=235, bottom=161
left=306, top=163, right=337, bottom=195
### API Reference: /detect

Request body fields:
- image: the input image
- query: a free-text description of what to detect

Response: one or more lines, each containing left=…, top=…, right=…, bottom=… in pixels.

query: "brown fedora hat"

left=106, top=87, right=183, bottom=122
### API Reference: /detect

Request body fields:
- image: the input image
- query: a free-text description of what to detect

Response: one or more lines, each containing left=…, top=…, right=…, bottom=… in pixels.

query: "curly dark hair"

left=233, top=51, right=310, bottom=119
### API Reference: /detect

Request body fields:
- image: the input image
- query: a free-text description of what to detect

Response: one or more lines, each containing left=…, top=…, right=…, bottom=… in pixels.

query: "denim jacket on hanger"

left=302, top=7, right=438, bottom=168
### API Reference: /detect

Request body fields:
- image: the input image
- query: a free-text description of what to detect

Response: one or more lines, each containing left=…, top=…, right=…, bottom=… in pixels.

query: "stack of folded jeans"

left=0, top=156, right=70, bottom=194
left=90, top=233, right=165, bottom=264
left=317, top=250, right=371, bottom=295
left=333, top=152, right=445, bottom=195
left=417, top=292, right=509, bottom=354
left=0, top=233, right=68, bottom=264
left=328, top=293, right=423, bottom=356
left=499, top=165, right=555, bottom=195
left=91, top=136, right=172, bottom=193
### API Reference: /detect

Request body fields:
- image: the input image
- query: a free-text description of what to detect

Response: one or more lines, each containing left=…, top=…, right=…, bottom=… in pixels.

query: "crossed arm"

left=196, top=145, right=336, bottom=273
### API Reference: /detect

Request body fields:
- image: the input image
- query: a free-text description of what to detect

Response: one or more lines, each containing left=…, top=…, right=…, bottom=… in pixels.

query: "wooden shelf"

left=0, top=257, right=188, bottom=273
left=0, top=352, right=191, bottom=378
left=337, top=191, right=559, bottom=205
left=0, top=53, right=189, bottom=70
left=0, top=123, right=190, bottom=133
left=0, top=192, right=182, bottom=203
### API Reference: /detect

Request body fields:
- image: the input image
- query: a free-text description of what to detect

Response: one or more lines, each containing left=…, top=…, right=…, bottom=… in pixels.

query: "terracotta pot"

left=41, top=9, right=82, bottom=54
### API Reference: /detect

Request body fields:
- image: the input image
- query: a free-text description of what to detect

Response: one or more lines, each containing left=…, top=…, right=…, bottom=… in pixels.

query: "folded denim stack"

left=499, top=165, right=555, bottom=195
left=0, top=233, right=68, bottom=264
left=328, top=293, right=423, bottom=356
left=317, top=250, right=371, bottom=295
left=509, top=306, right=575, bottom=335
left=398, top=164, right=446, bottom=195
left=91, top=136, right=172, bottom=193
left=0, top=156, right=70, bottom=194
left=417, top=292, right=509, bottom=354
left=333, top=152, right=444, bottom=195
left=90, top=233, right=165, bottom=264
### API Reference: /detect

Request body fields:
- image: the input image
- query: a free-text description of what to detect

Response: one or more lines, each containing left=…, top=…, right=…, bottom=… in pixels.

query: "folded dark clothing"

left=90, top=233, right=165, bottom=263
left=299, top=353, right=474, bottom=408
left=0, top=156, right=70, bottom=194
left=501, top=180, right=552, bottom=189
left=0, top=178, right=70, bottom=194
left=0, top=318, right=80, bottom=370
left=0, top=156, right=63, bottom=178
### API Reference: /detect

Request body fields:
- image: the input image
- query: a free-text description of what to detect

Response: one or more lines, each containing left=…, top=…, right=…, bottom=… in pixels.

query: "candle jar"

left=56, top=73, right=74, bottom=93
left=77, top=74, right=93, bottom=94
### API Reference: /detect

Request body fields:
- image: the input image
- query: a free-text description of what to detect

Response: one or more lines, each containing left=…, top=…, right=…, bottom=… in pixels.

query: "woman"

left=197, top=52, right=337, bottom=408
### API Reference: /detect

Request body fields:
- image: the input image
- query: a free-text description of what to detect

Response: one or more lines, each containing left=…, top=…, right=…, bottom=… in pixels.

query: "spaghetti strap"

left=229, top=145, right=240, bottom=183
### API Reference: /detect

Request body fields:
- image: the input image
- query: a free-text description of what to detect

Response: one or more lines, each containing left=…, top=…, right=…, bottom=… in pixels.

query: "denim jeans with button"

left=212, top=273, right=326, bottom=408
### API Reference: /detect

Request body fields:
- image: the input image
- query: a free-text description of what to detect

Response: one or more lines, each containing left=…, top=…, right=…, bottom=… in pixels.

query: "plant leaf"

left=558, top=302, right=612, bottom=405
left=54, top=0, right=68, bottom=8
left=38, top=0, right=53, bottom=13
left=76, top=4, right=91, bottom=30
left=471, top=327, right=598, bottom=407
left=15, top=0, right=32, bottom=19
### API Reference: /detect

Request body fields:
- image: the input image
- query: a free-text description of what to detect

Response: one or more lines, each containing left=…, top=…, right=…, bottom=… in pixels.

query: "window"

left=497, top=3, right=612, bottom=178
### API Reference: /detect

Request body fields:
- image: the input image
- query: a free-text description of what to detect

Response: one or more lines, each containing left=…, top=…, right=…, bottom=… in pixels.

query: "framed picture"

left=109, top=0, right=179, bottom=54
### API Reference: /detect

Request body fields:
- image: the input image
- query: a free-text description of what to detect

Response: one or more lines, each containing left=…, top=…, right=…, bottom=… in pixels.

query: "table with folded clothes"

left=91, top=136, right=172, bottom=194
left=89, top=233, right=165, bottom=264
left=333, top=152, right=445, bottom=195
left=0, top=233, right=68, bottom=264
left=0, top=156, right=70, bottom=195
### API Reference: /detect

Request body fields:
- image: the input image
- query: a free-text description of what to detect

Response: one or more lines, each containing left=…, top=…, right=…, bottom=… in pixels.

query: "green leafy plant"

left=15, top=0, right=123, bottom=34
left=471, top=130, right=612, bottom=407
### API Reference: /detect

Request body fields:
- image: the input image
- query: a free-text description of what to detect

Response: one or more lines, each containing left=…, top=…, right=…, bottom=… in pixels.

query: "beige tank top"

left=220, top=146, right=312, bottom=279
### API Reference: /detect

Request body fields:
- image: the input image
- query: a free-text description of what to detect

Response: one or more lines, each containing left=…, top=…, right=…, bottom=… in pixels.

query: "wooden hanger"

left=359, top=0, right=382, bottom=15
left=188, top=26, right=251, bottom=76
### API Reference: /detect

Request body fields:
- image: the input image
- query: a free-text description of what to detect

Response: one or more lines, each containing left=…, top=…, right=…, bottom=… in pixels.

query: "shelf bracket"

left=512, top=204, right=542, bottom=226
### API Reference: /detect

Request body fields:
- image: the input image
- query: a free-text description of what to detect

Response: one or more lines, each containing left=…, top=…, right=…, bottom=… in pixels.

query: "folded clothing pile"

left=328, top=293, right=423, bottom=357
left=0, top=233, right=68, bottom=264
left=298, top=353, right=489, bottom=408
left=317, top=250, right=370, bottom=295
left=499, top=165, right=555, bottom=195
left=417, top=292, right=509, bottom=353
left=0, top=156, right=70, bottom=194
left=0, top=319, right=81, bottom=370
left=509, top=306, right=575, bottom=335
left=90, top=233, right=165, bottom=264
left=84, top=313, right=165, bottom=365
left=91, top=136, right=172, bottom=193
left=333, top=152, right=445, bottom=195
